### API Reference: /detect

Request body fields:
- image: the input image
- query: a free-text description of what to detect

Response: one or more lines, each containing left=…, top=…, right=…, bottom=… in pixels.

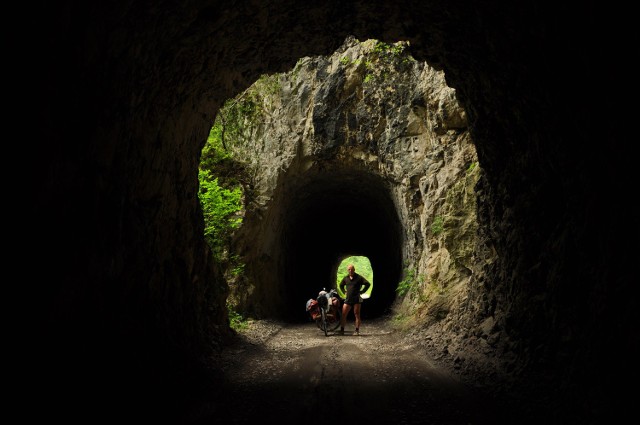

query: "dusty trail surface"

left=184, top=317, right=501, bottom=424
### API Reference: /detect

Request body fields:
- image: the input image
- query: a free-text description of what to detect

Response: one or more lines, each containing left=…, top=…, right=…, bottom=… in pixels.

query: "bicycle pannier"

left=306, top=298, right=321, bottom=320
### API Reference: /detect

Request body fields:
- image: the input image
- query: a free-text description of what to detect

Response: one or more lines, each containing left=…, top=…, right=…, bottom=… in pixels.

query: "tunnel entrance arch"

left=276, top=167, right=403, bottom=322
left=213, top=36, right=469, bottom=326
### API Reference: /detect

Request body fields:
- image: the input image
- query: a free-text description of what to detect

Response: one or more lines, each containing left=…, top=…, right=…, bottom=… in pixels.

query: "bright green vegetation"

left=364, top=40, right=414, bottom=85
left=226, top=300, right=249, bottom=332
left=338, top=39, right=415, bottom=87
left=336, top=256, right=374, bottom=299
left=431, top=215, right=444, bottom=235
left=396, top=266, right=416, bottom=296
left=198, top=124, right=243, bottom=263
left=198, top=73, right=282, bottom=331
left=199, top=118, right=247, bottom=331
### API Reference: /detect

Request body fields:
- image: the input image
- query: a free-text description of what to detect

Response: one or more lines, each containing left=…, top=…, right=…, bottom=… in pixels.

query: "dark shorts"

left=344, top=296, right=363, bottom=306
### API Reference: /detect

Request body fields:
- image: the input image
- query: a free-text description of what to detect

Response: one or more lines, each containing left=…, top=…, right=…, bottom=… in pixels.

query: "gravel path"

left=182, top=317, right=503, bottom=424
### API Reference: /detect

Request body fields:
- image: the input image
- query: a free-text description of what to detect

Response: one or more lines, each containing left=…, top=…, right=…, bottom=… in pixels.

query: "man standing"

left=338, top=264, right=371, bottom=335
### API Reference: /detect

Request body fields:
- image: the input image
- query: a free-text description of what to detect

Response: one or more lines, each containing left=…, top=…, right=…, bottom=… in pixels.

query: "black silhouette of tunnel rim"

left=32, top=2, right=628, bottom=423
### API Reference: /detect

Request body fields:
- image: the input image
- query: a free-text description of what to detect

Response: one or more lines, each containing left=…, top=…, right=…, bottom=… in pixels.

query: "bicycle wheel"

left=325, top=308, right=341, bottom=332
left=321, top=309, right=328, bottom=336
left=325, top=301, right=342, bottom=332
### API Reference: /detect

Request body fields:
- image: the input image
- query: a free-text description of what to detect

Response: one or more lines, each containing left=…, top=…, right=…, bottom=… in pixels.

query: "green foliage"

left=361, top=40, right=414, bottom=85
left=431, top=216, right=444, bottom=236
left=198, top=74, right=284, bottom=262
left=228, top=254, right=245, bottom=276
left=336, top=256, right=374, bottom=298
left=391, top=312, right=411, bottom=329
left=199, top=120, right=239, bottom=183
left=372, top=40, right=407, bottom=57
left=198, top=169, right=243, bottom=261
left=215, top=73, right=281, bottom=151
left=339, top=40, right=414, bottom=87
left=199, top=103, right=247, bottom=262
left=466, top=161, right=478, bottom=174
left=396, top=267, right=417, bottom=296
left=292, top=57, right=305, bottom=74
left=198, top=72, right=286, bottom=331
left=227, top=301, right=249, bottom=332
left=198, top=73, right=289, bottom=330
left=339, top=56, right=363, bottom=67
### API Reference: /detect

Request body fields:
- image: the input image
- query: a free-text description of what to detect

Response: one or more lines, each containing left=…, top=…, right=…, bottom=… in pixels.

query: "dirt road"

left=183, top=317, right=502, bottom=425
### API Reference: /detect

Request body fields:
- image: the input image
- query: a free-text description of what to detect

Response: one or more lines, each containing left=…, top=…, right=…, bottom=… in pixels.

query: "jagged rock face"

left=31, top=1, right=630, bottom=423
left=228, top=38, right=481, bottom=332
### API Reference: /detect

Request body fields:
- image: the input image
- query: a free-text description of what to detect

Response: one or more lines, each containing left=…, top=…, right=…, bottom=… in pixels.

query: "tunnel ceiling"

left=278, top=167, right=402, bottom=321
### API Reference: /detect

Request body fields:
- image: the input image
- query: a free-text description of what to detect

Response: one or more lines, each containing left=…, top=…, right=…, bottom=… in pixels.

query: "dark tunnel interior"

left=279, top=167, right=403, bottom=322
left=27, top=2, right=634, bottom=423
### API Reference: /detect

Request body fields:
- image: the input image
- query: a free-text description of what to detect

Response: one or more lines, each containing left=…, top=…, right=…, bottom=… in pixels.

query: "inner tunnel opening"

left=334, top=255, right=374, bottom=300
left=281, top=168, right=403, bottom=322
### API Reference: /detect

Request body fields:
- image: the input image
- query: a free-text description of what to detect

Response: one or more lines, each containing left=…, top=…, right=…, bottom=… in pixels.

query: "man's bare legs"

left=340, top=303, right=362, bottom=334
left=353, top=303, right=362, bottom=334
left=340, top=303, right=351, bottom=334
